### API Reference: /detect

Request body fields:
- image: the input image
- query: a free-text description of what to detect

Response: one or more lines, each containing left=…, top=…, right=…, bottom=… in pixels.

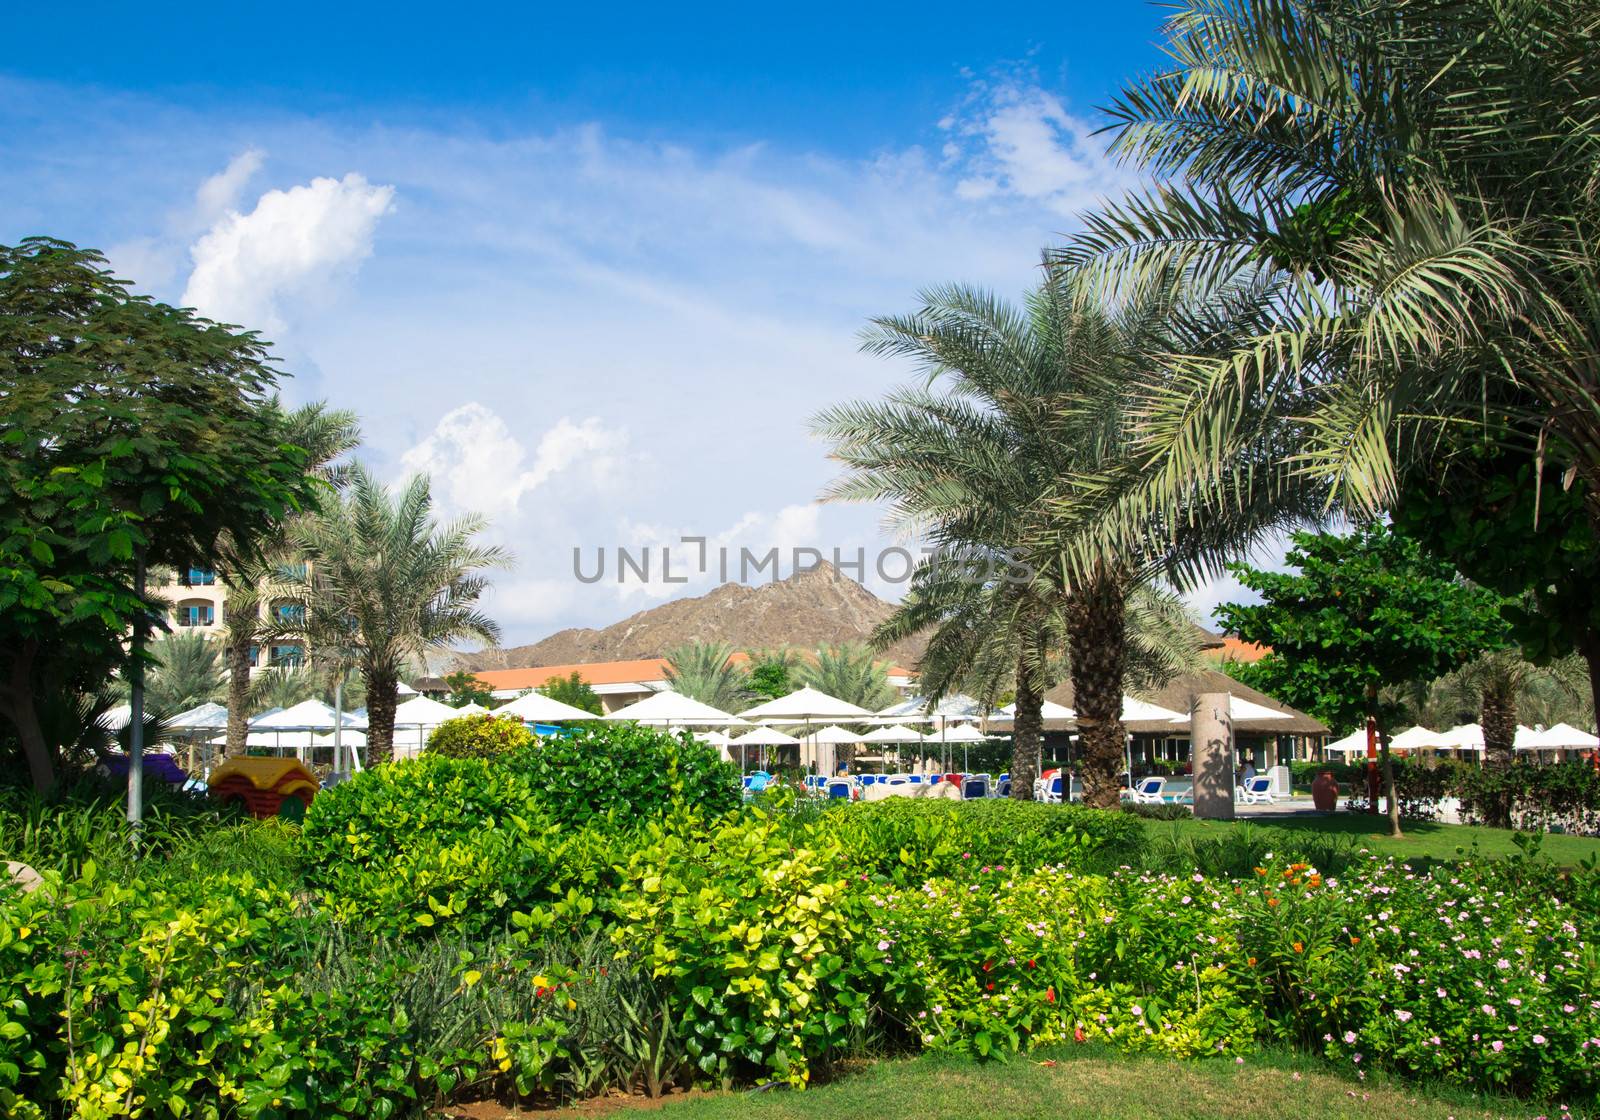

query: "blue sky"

left=4, top=4, right=1267, bottom=645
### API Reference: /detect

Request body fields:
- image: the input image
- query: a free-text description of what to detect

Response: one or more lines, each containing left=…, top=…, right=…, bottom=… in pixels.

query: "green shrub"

left=1121, top=801, right=1192, bottom=821
left=425, top=714, right=535, bottom=759
left=821, top=798, right=1145, bottom=884
left=1454, top=760, right=1600, bottom=836
left=608, top=809, right=877, bottom=1088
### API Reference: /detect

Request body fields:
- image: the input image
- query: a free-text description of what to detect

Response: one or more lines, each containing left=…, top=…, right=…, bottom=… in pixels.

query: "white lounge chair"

left=1127, top=776, right=1166, bottom=804
left=1237, top=775, right=1275, bottom=804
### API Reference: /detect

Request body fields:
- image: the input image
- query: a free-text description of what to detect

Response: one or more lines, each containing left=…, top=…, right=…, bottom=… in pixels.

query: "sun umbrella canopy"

left=732, top=725, right=800, bottom=746
left=808, top=724, right=865, bottom=744
left=1122, top=696, right=1188, bottom=723
left=1323, top=728, right=1370, bottom=754
left=1437, top=724, right=1486, bottom=751
left=742, top=686, right=874, bottom=722
left=602, top=690, right=745, bottom=725
left=455, top=702, right=490, bottom=716
left=924, top=723, right=992, bottom=743
left=1166, top=695, right=1290, bottom=723
left=860, top=723, right=925, bottom=744
left=1522, top=722, right=1600, bottom=750
left=169, top=701, right=228, bottom=730
left=497, top=690, right=597, bottom=722
left=1389, top=725, right=1455, bottom=751
left=879, top=694, right=987, bottom=721
left=252, top=700, right=366, bottom=732
left=993, top=699, right=1075, bottom=721
left=392, top=695, right=469, bottom=727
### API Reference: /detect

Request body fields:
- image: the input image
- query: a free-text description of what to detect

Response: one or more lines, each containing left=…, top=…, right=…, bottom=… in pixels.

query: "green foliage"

left=0, top=238, right=324, bottom=791
left=1393, top=448, right=1600, bottom=669
left=745, top=648, right=799, bottom=702
left=1453, top=760, right=1600, bottom=836
left=662, top=641, right=751, bottom=712
left=1218, top=526, right=1509, bottom=732
left=537, top=671, right=602, bottom=715
left=141, top=632, right=225, bottom=713
left=820, top=798, right=1144, bottom=885
left=797, top=643, right=897, bottom=713
left=425, top=714, right=536, bottom=759
left=444, top=669, right=497, bottom=708
left=609, top=809, right=875, bottom=1087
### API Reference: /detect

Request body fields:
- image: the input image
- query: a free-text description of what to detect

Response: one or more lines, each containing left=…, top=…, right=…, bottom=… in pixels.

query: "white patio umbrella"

left=1437, top=724, right=1487, bottom=751
left=498, top=690, right=598, bottom=723
left=992, top=699, right=1076, bottom=721
left=743, top=686, right=875, bottom=722
left=456, top=702, right=490, bottom=716
left=879, top=693, right=987, bottom=721
left=861, top=723, right=925, bottom=743
left=1124, top=696, right=1188, bottom=722
left=1163, top=695, right=1286, bottom=724
left=391, top=695, right=473, bottom=759
left=249, top=699, right=366, bottom=761
left=1322, top=728, right=1370, bottom=755
left=1389, top=725, right=1455, bottom=752
left=730, top=724, right=800, bottom=771
left=601, top=690, right=746, bottom=728
left=921, top=721, right=1000, bottom=771
left=1522, top=722, right=1600, bottom=751
left=169, top=701, right=228, bottom=730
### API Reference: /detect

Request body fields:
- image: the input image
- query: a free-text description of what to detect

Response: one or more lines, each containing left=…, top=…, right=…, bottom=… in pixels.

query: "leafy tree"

left=1392, top=445, right=1600, bottom=718
left=746, top=647, right=800, bottom=701
left=444, top=669, right=497, bottom=709
left=537, top=671, right=602, bottom=716
left=275, top=466, right=510, bottom=762
left=0, top=239, right=321, bottom=792
left=663, top=640, right=751, bottom=712
left=248, top=666, right=321, bottom=716
left=1054, top=0, right=1600, bottom=617
left=218, top=402, right=360, bottom=756
left=425, top=714, right=534, bottom=759
left=1218, top=525, right=1508, bottom=836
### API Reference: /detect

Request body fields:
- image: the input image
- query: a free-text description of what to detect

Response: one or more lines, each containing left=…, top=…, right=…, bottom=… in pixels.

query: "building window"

left=273, top=602, right=306, bottom=625
left=269, top=644, right=304, bottom=668
left=248, top=645, right=260, bottom=667
left=186, top=566, right=217, bottom=586
left=176, top=601, right=215, bottom=627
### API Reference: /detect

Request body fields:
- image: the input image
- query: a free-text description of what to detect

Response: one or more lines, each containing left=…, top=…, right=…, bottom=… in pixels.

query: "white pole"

left=127, top=556, right=146, bottom=848
left=333, top=674, right=345, bottom=774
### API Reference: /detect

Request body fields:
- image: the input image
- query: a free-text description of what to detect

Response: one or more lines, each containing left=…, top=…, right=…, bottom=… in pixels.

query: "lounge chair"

left=824, top=778, right=854, bottom=800
left=1129, top=776, right=1166, bottom=804
left=961, top=775, right=989, bottom=799
left=1237, top=775, right=1275, bottom=804
left=1040, top=775, right=1063, bottom=804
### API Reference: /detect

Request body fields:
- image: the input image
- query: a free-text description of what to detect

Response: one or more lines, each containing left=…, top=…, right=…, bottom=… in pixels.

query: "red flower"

left=982, top=961, right=993, bottom=972
left=1073, top=1026, right=1087, bottom=1043
left=1027, top=959, right=1037, bottom=969
left=1046, top=987, right=1056, bottom=1004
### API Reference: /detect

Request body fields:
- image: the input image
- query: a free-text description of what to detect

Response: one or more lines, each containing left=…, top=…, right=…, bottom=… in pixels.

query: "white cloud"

left=400, top=403, right=635, bottom=520
left=192, top=148, right=265, bottom=228
left=942, top=74, right=1136, bottom=216
left=182, top=171, right=395, bottom=331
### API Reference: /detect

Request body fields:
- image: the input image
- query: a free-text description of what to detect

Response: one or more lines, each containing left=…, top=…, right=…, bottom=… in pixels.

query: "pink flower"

left=1532, top=1034, right=1547, bottom=1045
left=1131, top=1005, right=1144, bottom=1017
left=877, top=940, right=891, bottom=951
left=1343, top=1031, right=1358, bottom=1044
left=1394, top=1010, right=1413, bottom=1022
left=1491, top=1040, right=1505, bottom=1053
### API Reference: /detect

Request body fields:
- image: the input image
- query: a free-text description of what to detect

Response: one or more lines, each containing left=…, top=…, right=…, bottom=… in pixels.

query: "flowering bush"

left=866, top=864, right=1264, bottom=1059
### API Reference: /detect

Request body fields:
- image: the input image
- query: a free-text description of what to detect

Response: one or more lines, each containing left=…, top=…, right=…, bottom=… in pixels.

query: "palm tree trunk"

left=1066, top=573, right=1128, bottom=810
left=224, top=605, right=256, bottom=758
left=1378, top=728, right=1402, bottom=839
left=1480, top=682, right=1517, bottom=829
left=366, top=668, right=398, bottom=764
left=1011, top=650, right=1043, bottom=800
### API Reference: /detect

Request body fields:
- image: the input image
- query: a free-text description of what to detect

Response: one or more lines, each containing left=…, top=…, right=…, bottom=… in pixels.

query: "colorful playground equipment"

left=207, top=757, right=319, bottom=820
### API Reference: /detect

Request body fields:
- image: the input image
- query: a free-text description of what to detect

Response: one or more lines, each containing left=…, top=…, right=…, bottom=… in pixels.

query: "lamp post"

left=127, top=555, right=147, bottom=848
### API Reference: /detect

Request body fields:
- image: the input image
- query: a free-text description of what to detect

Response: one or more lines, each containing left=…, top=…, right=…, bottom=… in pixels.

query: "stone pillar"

left=1191, top=692, right=1235, bottom=820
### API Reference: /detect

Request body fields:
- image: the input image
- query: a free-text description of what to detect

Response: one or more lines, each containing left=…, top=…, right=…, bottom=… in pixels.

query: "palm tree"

left=247, top=665, right=321, bottom=715
left=276, top=466, right=510, bottom=762
left=144, top=632, right=225, bottom=714
left=1054, top=0, right=1600, bottom=589
left=814, top=275, right=1284, bottom=805
left=663, top=640, right=751, bottom=712
left=218, top=402, right=360, bottom=756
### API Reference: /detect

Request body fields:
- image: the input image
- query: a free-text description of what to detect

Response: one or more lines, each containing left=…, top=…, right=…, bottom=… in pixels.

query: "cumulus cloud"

left=192, top=148, right=265, bottom=228
left=400, top=403, right=636, bottom=520
left=941, top=73, right=1136, bottom=216
left=182, top=171, right=395, bottom=331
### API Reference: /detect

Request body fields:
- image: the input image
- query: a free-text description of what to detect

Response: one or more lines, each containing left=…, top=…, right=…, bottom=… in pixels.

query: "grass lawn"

left=502, top=1047, right=1559, bottom=1120
left=1140, top=810, right=1600, bottom=866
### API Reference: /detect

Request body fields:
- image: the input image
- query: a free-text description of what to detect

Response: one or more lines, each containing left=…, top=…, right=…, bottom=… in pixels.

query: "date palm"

left=1054, top=0, right=1600, bottom=569
left=276, top=466, right=510, bottom=762
left=143, top=632, right=225, bottom=714
left=814, top=275, right=1256, bottom=804
left=663, top=640, right=752, bottom=712
left=218, top=401, right=360, bottom=756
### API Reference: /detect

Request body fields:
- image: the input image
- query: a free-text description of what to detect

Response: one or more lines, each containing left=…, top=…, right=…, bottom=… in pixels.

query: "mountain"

left=450, top=564, right=924, bottom=671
